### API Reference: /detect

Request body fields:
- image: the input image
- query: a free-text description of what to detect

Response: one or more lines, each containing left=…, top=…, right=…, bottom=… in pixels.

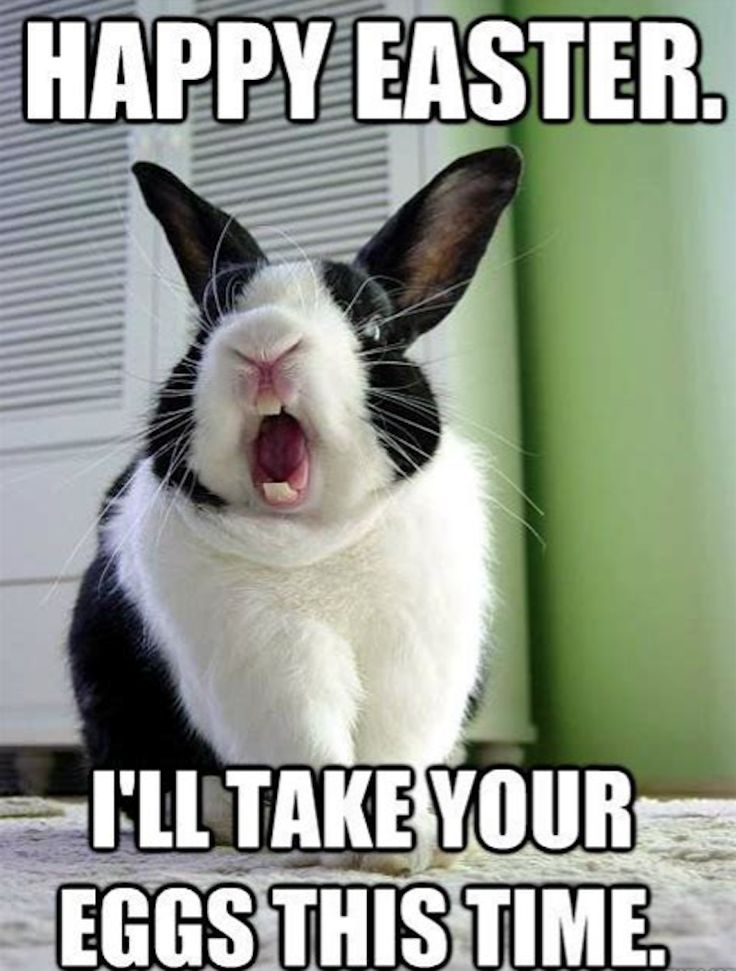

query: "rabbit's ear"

left=132, top=162, right=266, bottom=306
left=355, top=146, right=521, bottom=344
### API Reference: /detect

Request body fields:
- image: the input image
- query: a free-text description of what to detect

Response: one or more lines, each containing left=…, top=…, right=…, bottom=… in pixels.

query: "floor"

left=1, top=796, right=735, bottom=969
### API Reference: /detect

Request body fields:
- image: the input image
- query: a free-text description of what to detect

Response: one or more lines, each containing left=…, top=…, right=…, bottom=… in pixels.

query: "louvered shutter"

left=190, top=0, right=402, bottom=266
left=0, top=0, right=150, bottom=451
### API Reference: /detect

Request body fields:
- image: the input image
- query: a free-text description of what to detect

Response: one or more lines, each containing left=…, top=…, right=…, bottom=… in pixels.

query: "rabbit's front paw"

left=357, top=812, right=449, bottom=875
left=201, top=776, right=234, bottom=845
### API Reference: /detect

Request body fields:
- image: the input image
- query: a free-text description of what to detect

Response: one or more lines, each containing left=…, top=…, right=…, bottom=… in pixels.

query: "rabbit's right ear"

left=355, top=146, right=521, bottom=345
left=132, top=162, right=266, bottom=306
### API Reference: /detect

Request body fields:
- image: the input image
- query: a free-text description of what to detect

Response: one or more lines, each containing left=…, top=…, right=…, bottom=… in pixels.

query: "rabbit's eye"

left=363, top=318, right=382, bottom=342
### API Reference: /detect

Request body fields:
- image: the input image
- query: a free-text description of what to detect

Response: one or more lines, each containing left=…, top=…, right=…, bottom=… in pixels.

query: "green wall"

left=509, top=0, right=736, bottom=788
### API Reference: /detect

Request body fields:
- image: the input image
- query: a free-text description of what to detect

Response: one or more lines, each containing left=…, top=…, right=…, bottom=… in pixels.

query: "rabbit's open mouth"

left=251, top=411, right=310, bottom=509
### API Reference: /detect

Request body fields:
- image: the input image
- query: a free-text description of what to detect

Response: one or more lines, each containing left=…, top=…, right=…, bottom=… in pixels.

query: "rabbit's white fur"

left=107, top=262, right=492, bottom=870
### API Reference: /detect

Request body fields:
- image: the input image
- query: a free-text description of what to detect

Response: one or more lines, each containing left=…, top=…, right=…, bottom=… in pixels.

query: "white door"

left=0, top=0, right=532, bottom=756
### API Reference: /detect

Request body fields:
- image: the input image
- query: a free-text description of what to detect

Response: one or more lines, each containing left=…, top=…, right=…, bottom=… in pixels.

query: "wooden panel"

left=0, top=1, right=132, bottom=424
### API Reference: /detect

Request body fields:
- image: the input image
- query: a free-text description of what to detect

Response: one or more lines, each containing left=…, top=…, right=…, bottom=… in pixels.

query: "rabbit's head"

left=133, top=148, right=521, bottom=523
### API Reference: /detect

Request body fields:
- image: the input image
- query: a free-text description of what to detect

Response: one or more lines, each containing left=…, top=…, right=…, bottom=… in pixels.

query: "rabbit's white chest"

left=112, top=433, right=490, bottom=767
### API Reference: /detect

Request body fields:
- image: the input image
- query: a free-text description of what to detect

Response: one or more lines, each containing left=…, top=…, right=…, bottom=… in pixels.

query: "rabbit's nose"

left=233, top=340, right=302, bottom=414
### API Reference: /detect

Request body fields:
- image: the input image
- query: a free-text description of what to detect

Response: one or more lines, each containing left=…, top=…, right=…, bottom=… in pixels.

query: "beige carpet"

left=1, top=797, right=734, bottom=970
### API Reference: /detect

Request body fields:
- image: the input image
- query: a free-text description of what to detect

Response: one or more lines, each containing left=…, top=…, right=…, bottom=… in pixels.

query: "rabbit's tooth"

left=262, top=481, right=298, bottom=503
left=255, top=391, right=282, bottom=416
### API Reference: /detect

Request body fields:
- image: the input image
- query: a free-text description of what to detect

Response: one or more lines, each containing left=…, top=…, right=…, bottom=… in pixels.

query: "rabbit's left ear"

left=132, top=162, right=266, bottom=306
left=355, top=146, right=521, bottom=344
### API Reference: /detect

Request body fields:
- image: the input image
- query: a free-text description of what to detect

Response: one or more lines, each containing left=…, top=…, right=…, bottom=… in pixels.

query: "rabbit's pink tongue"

left=255, top=413, right=309, bottom=505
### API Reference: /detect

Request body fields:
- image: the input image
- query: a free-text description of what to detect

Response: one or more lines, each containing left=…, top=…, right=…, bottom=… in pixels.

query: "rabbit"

left=67, top=146, right=521, bottom=873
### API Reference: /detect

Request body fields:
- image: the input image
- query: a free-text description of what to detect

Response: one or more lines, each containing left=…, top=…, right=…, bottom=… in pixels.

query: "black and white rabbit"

left=68, top=146, right=521, bottom=872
